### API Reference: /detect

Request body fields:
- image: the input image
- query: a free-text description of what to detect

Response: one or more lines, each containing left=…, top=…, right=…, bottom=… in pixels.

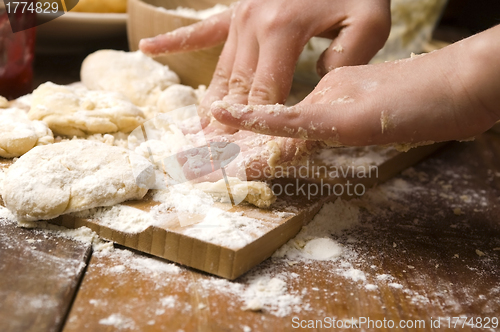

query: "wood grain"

left=62, top=133, right=500, bottom=331
left=0, top=217, right=91, bottom=332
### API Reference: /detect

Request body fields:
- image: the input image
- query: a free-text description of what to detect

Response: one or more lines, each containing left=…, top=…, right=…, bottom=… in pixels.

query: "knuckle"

left=228, top=74, right=252, bottom=95
left=212, top=66, right=230, bottom=83
left=249, top=86, right=275, bottom=104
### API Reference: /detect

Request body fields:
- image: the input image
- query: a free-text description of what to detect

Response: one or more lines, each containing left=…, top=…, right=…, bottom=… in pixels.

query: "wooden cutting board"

left=0, top=143, right=445, bottom=280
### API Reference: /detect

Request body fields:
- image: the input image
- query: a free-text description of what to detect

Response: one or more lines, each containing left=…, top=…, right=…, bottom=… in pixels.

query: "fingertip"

left=138, top=38, right=154, bottom=55
left=210, top=101, right=251, bottom=124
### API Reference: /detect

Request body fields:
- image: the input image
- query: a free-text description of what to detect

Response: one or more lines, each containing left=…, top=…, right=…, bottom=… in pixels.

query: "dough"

left=157, top=84, right=205, bottom=114
left=0, top=96, right=8, bottom=108
left=29, top=82, right=146, bottom=137
left=195, top=178, right=276, bottom=208
left=81, top=50, right=180, bottom=107
left=0, top=107, right=54, bottom=158
left=3, top=140, right=154, bottom=221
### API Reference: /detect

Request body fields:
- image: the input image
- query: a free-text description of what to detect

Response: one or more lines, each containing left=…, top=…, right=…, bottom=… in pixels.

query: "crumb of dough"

left=475, top=249, right=486, bottom=257
left=266, top=141, right=281, bottom=177
left=390, top=140, right=436, bottom=152
left=380, top=110, right=395, bottom=134
left=332, top=44, right=344, bottom=53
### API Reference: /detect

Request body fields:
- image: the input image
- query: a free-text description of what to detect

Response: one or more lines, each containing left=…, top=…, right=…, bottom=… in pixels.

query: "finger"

left=316, top=12, right=391, bottom=76
left=222, top=36, right=259, bottom=104
left=139, top=10, right=232, bottom=56
left=196, top=22, right=238, bottom=122
left=247, top=38, right=303, bottom=105
left=211, top=101, right=383, bottom=146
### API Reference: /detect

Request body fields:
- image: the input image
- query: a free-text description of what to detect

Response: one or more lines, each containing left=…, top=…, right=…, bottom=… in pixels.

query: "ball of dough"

left=81, top=50, right=180, bottom=107
left=0, top=107, right=54, bottom=158
left=157, top=84, right=199, bottom=113
left=29, top=82, right=146, bottom=137
left=3, top=140, right=154, bottom=222
left=0, top=96, right=8, bottom=108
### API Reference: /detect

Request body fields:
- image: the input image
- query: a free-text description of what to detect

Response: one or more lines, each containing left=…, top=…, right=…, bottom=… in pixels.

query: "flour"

left=160, top=296, right=177, bottom=308
left=241, top=276, right=302, bottom=316
left=273, top=198, right=359, bottom=260
left=99, top=313, right=137, bottom=330
left=99, top=248, right=181, bottom=274
left=74, top=204, right=157, bottom=234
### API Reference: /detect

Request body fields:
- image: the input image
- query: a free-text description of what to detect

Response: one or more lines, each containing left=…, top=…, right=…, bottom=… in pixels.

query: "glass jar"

left=0, top=1, right=37, bottom=100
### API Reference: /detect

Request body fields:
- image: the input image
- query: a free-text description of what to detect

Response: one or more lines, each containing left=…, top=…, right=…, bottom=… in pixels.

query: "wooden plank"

left=62, top=134, right=500, bottom=332
left=0, top=217, right=91, bottom=332
left=46, top=144, right=445, bottom=280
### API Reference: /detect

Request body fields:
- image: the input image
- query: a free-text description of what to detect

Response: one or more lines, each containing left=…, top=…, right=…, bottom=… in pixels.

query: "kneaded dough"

left=3, top=140, right=154, bottom=222
left=195, top=178, right=276, bottom=208
left=0, top=107, right=54, bottom=158
left=0, top=96, right=8, bottom=108
left=29, top=82, right=146, bottom=137
left=81, top=50, right=180, bottom=107
left=157, top=84, right=205, bottom=114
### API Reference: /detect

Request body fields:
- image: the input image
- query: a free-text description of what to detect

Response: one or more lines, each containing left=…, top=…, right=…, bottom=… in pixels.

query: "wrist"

left=455, top=25, right=500, bottom=121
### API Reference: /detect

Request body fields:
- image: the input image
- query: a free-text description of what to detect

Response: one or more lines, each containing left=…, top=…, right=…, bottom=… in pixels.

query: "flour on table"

left=0, top=107, right=53, bottom=158
left=273, top=198, right=359, bottom=260
left=81, top=50, right=180, bottom=107
left=29, top=82, right=146, bottom=137
left=3, top=140, right=153, bottom=221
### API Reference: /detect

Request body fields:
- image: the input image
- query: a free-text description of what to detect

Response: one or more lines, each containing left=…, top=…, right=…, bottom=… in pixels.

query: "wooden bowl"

left=127, top=0, right=235, bottom=88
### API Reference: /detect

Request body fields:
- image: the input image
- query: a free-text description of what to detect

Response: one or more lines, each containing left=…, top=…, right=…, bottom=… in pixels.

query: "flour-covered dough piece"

left=195, top=178, right=276, bottom=208
left=3, top=140, right=154, bottom=221
left=29, top=82, right=146, bottom=137
left=0, top=107, right=53, bottom=158
left=81, top=50, right=180, bottom=106
left=157, top=84, right=206, bottom=114
left=0, top=96, right=8, bottom=108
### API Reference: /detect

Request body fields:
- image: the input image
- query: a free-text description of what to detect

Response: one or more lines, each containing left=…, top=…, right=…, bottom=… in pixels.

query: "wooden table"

left=2, top=132, right=500, bottom=332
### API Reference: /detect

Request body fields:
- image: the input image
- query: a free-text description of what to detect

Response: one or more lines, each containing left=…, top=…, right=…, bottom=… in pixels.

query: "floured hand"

left=211, top=26, right=500, bottom=148
left=140, top=0, right=391, bottom=125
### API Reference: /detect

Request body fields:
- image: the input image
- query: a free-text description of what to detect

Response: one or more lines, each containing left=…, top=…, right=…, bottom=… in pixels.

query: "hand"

left=210, top=26, right=500, bottom=147
left=140, top=0, right=391, bottom=124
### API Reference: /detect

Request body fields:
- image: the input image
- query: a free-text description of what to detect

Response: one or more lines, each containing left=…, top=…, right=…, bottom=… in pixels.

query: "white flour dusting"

left=73, top=204, right=156, bottom=234
left=273, top=198, right=359, bottom=260
left=99, top=313, right=137, bottom=330
left=241, top=276, right=302, bottom=317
